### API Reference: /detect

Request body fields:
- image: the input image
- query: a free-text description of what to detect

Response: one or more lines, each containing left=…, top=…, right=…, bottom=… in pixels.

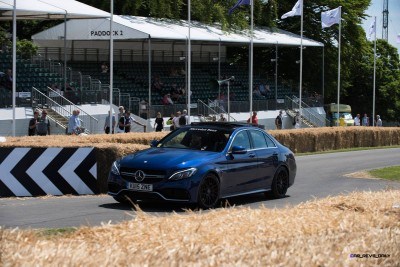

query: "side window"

left=265, top=134, right=276, bottom=147
left=231, top=131, right=251, bottom=150
left=250, top=130, right=268, bottom=149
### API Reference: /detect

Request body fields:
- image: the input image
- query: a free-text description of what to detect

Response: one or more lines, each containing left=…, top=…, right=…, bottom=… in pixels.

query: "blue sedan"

left=108, top=122, right=296, bottom=208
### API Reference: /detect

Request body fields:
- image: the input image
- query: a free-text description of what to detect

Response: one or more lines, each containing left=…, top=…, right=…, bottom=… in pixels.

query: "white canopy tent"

left=32, top=15, right=324, bottom=113
left=0, top=0, right=110, bottom=136
left=32, top=15, right=323, bottom=47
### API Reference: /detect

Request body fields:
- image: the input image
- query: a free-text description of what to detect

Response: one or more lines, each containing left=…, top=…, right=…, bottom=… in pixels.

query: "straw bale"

left=1, top=190, right=399, bottom=266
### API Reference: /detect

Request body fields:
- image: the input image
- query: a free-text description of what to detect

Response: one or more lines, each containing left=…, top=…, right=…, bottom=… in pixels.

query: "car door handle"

left=249, top=153, right=256, bottom=158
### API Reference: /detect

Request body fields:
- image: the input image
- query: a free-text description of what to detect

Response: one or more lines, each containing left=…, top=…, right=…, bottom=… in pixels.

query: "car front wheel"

left=197, top=174, right=220, bottom=209
left=268, top=167, right=289, bottom=198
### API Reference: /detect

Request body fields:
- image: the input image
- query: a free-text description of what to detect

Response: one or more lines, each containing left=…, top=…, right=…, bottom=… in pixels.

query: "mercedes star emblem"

left=134, top=170, right=146, bottom=182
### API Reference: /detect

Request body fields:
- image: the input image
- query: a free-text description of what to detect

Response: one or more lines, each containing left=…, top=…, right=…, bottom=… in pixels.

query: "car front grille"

left=120, top=167, right=166, bottom=183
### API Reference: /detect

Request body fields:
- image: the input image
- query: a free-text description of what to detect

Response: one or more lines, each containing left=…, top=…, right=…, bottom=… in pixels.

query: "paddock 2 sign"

left=0, top=147, right=97, bottom=197
left=90, top=30, right=124, bottom=37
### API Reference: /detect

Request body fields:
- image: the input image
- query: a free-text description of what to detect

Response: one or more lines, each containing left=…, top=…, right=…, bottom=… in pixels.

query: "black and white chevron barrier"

left=0, top=147, right=97, bottom=197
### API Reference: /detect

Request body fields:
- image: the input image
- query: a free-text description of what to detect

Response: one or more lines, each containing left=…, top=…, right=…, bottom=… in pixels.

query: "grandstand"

left=0, top=15, right=327, bottom=136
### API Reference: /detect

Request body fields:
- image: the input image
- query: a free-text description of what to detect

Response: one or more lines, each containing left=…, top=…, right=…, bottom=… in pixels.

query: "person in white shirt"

left=354, top=113, right=361, bottom=126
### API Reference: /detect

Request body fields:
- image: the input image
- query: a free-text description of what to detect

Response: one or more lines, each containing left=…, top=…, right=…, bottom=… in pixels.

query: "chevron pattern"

left=0, top=147, right=97, bottom=197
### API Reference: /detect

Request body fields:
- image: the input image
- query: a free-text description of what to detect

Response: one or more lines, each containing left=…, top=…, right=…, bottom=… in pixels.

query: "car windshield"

left=157, top=127, right=231, bottom=152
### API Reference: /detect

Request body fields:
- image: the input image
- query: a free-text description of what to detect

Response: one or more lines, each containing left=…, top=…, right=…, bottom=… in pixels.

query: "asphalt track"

left=1, top=148, right=399, bottom=229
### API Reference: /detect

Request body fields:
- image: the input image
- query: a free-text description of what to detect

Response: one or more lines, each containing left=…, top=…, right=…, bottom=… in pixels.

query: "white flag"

left=397, top=34, right=400, bottom=44
left=321, top=7, right=341, bottom=28
left=281, top=0, right=302, bottom=19
left=367, top=20, right=376, bottom=40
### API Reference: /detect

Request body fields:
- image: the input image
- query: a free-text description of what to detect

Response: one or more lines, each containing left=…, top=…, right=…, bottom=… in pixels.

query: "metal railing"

left=198, top=99, right=236, bottom=121
left=35, top=86, right=99, bottom=133
left=285, top=96, right=329, bottom=127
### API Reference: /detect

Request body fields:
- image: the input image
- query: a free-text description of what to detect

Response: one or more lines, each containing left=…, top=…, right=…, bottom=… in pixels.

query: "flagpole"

left=299, top=0, right=304, bottom=124
left=336, top=6, right=342, bottom=126
left=187, top=0, right=191, bottom=124
left=249, top=0, right=254, bottom=121
left=109, top=0, right=113, bottom=132
left=12, top=0, right=16, bottom=137
left=372, top=16, right=377, bottom=126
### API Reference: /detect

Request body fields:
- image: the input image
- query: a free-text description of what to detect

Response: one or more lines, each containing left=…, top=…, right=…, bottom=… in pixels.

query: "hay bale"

left=1, top=190, right=399, bottom=266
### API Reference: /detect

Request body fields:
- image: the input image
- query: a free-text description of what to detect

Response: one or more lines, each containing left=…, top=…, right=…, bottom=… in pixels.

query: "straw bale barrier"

left=1, top=190, right=399, bottom=266
left=1, top=127, right=399, bottom=194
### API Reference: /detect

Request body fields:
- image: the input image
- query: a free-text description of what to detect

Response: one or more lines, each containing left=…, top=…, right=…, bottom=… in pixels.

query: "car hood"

left=119, top=148, right=220, bottom=169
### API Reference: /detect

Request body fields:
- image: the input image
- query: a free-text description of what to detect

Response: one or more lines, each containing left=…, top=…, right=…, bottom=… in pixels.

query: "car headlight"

left=169, top=168, right=197, bottom=181
left=111, top=161, right=120, bottom=176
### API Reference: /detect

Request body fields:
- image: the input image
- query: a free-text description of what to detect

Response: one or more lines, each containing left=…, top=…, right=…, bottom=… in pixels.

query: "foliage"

left=16, top=39, right=38, bottom=59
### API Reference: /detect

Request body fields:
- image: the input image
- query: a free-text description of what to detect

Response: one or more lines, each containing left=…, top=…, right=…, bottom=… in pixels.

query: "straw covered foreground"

left=1, top=190, right=399, bottom=266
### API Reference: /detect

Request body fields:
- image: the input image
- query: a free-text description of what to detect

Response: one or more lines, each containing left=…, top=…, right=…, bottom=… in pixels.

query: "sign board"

left=18, top=92, right=31, bottom=98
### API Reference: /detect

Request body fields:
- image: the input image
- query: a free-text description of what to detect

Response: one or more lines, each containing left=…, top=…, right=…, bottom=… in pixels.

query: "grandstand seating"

left=1, top=50, right=298, bottom=109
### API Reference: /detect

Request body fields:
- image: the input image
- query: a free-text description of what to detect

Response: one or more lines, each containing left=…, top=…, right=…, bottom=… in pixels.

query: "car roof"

left=190, top=122, right=262, bottom=130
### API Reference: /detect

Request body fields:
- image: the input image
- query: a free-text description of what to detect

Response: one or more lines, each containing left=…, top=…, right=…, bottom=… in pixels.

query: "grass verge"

left=369, top=166, right=400, bottom=181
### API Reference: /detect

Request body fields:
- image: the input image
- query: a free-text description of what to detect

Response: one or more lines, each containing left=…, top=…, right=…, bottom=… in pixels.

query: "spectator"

left=252, top=87, right=264, bottom=98
left=179, top=109, right=189, bottom=126
left=362, top=113, right=369, bottom=126
left=198, top=114, right=206, bottom=122
left=354, top=114, right=361, bottom=126
left=259, top=84, right=270, bottom=97
left=67, top=110, right=83, bottom=135
left=117, top=106, right=125, bottom=122
left=140, top=99, right=148, bottom=119
left=36, top=109, right=51, bottom=136
left=28, top=110, right=39, bottom=136
left=173, top=111, right=181, bottom=129
left=118, top=111, right=146, bottom=133
left=247, top=111, right=258, bottom=125
left=101, top=62, right=108, bottom=73
left=167, top=113, right=175, bottom=131
left=275, top=110, right=283, bottom=129
left=376, top=115, right=382, bottom=127
left=104, top=111, right=116, bottom=134
left=339, top=114, right=346, bottom=127
left=219, top=113, right=227, bottom=122
left=154, top=112, right=164, bottom=132
left=294, top=112, right=301, bottom=129
left=162, top=93, right=174, bottom=105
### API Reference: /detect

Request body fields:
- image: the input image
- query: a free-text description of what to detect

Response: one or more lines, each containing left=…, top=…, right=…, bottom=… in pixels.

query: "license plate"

left=127, top=183, right=153, bottom=192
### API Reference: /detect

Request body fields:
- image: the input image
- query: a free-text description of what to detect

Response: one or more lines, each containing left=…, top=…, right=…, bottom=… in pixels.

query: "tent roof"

left=32, top=15, right=324, bottom=47
left=0, top=0, right=110, bottom=20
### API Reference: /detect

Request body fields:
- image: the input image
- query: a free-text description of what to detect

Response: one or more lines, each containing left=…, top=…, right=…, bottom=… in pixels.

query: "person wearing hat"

left=37, top=109, right=51, bottom=136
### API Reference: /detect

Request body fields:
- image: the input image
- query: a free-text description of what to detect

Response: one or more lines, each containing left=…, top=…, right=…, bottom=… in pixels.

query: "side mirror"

left=150, top=140, right=159, bottom=147
left=231, top=145, right=247, bottom=154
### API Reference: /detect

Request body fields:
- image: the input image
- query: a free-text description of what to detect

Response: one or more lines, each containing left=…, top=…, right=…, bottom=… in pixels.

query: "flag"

left=321, top=7, right=341, bottom=28
left=281, top=0, right=302, bottom=19
left=397, top=34, right=400, bottom=44
left=367, top=19, right=376, bottom=40
left=228, top=0, right=251, bottom=15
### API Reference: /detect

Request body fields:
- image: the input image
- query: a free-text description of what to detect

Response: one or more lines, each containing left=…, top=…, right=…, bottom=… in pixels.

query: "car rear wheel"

left=197, top=174, right=220, bottom=209
left=267, top=167, right=289, bottom=199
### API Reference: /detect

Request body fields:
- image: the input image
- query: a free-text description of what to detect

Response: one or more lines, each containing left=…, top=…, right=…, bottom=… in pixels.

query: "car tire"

left=197, top=174, right=220, bottom=209
left=267, top=167, right=289, bottom=199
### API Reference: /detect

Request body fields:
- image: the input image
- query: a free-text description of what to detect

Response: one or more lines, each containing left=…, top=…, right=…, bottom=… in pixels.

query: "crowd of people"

left=353, top=113, right=383, bottom=127
left=28, top=109, right=51, bottom=136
